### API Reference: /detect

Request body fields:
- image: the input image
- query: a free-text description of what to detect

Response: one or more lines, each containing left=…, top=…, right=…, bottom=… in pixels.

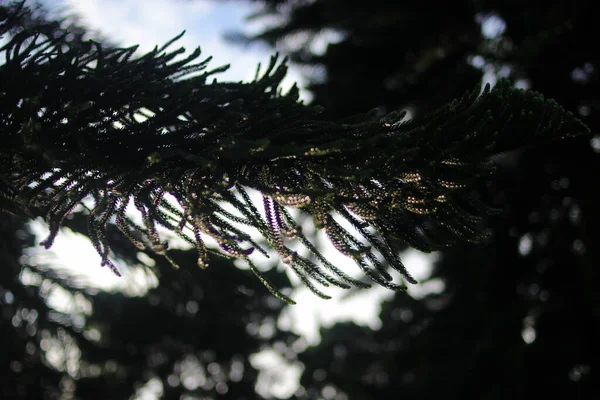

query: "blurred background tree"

left=232, top=0, right=599, bottom=398
left=2, top=212, right=298, bottom=399
left=1, top=0, right=598, bottom=399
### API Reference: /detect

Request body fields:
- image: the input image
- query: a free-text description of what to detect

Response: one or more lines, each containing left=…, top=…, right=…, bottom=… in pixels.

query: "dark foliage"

left=0, top=2, right=588, bottom=304
left=1, top=3, right=297, bottom=398
left=1, top=0, right=598, bottom=398
left=238, top=0, right=599, bottom=398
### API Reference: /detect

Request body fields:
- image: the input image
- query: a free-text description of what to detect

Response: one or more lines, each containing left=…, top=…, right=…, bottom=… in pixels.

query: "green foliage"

left=0, top=3, right=589, bottom=303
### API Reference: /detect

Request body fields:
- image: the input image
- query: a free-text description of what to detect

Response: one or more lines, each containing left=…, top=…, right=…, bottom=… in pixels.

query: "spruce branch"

left=0, top=4, right=589, bottom=303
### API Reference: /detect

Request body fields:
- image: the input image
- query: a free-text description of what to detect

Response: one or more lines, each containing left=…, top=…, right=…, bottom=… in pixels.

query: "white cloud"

left=60, top=0, right=214, bottom=41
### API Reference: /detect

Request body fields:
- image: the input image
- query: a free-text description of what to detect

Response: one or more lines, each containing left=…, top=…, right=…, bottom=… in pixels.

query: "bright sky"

left=23, top=0, right=439, bottom=397
left=41, top=0, right=308, bottom=96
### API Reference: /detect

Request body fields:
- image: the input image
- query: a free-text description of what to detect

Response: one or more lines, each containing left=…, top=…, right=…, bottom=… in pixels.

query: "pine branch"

left=0, top=4, right=589, bottom=303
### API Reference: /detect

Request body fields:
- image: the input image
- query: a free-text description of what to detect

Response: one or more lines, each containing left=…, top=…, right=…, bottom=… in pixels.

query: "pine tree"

left=0, top=2, right=589, bottom=305
left=242, top=0, right=600, bottom=398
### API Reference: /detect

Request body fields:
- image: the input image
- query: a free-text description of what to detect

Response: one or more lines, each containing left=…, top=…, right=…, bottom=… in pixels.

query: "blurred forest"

left=1, top=0, right=598, bottom=399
